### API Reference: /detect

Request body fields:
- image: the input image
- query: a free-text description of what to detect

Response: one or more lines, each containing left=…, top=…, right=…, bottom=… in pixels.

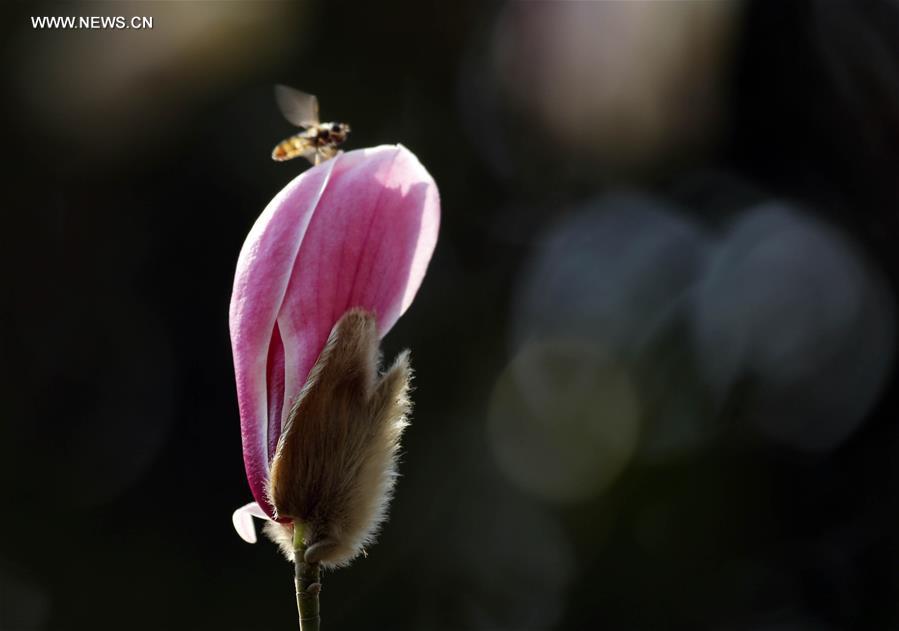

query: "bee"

left=271, top=85, right=351, bottom=165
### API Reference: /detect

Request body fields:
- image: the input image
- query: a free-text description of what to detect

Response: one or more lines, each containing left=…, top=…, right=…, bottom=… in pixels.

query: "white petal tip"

left=232, top=501, right=269, bottom=544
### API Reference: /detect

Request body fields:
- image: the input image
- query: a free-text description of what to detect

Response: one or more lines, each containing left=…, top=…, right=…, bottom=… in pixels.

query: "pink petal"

left=230, top=145, right=440, bottom=518
left=230, top=158, right=336, bottom=518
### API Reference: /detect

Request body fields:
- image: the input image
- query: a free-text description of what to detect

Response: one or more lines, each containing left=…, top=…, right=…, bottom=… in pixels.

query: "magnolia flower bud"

left=229, top=145, right=440, bottom=567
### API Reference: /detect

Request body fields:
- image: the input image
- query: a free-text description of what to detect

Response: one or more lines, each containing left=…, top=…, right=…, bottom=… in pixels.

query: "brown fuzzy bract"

left=267, top=308, right=412, bottom=568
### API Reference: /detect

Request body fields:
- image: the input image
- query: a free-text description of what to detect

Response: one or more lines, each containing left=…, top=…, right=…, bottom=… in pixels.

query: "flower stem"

left=293, top=521, right=321, bottom=631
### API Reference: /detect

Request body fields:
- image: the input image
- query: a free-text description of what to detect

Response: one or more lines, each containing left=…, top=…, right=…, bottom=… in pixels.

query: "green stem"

left=293, top=521, right=321, bottom=631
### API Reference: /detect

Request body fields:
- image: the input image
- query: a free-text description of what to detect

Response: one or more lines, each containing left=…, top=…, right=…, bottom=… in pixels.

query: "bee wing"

left=275, top=85, right=320, bottom=128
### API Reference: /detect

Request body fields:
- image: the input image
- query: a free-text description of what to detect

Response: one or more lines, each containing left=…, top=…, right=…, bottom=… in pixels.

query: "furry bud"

left=265, top=309, right=411, bottom=568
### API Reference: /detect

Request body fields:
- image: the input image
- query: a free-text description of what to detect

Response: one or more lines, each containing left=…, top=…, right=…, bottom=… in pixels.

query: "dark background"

left=2, top=1, right=899, bottom=630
